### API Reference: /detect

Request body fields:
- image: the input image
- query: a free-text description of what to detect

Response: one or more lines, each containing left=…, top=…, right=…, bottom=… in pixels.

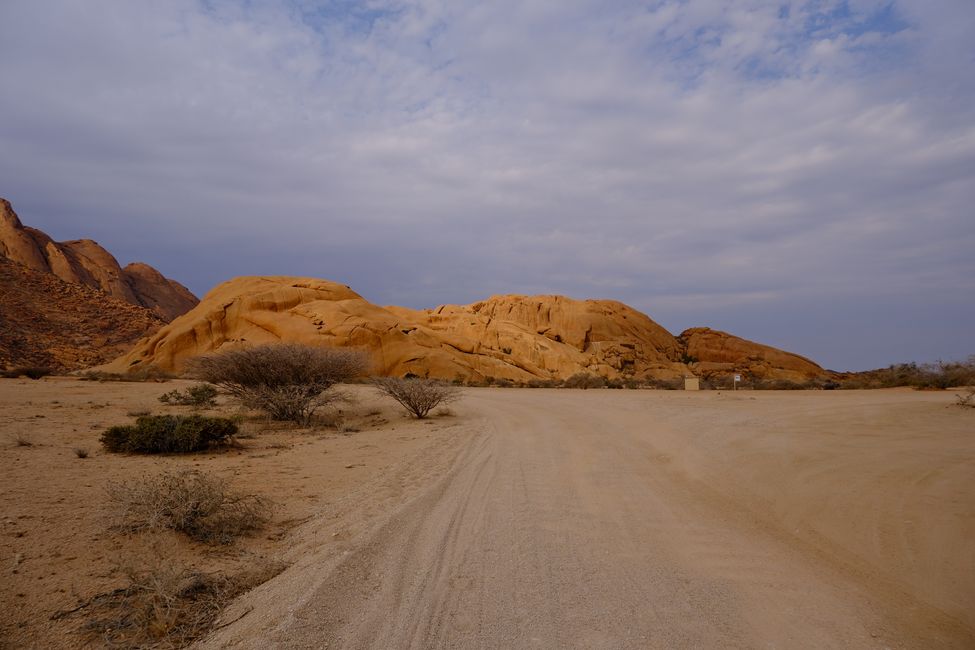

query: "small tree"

left=373, top=377, right=459, bottom=419
left=189, top=344, right=368, bottom=424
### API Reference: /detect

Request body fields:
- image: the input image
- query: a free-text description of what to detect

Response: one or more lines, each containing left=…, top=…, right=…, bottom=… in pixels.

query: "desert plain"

left=1, top=379, right=972, bottom=649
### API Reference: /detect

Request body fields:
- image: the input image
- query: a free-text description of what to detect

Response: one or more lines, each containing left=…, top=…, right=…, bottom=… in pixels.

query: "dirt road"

left=203, top=389, right=974, bottom=649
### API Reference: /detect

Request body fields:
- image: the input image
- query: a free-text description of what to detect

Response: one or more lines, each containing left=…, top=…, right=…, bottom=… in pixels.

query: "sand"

left=2, top=381, right=973, bottom=648
left=0, top=378, right=470, bottom=648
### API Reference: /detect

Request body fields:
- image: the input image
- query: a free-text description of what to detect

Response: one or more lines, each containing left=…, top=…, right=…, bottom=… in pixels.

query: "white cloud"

left=0, top=0, right=972, bottom=369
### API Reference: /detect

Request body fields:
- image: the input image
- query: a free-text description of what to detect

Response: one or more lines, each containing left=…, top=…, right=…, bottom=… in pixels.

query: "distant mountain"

left=103, top=275, right=829, bottom=383
left=0, top=254, right=164, bottom=371
left=0, top=198, right=197, bottom=321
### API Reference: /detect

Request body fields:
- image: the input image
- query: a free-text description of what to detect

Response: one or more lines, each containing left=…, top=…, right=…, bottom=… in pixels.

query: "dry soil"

left=1, top=382, right=972, bottom=649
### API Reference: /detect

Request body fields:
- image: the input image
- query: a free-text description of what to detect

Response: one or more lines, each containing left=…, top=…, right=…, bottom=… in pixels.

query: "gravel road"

left=202, top=389, right=974, bottom=649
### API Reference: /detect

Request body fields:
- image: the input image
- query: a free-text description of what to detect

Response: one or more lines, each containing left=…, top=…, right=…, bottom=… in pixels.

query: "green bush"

left=159, top=383, right=218, bottom=407
left=101, top=415, right=238, bottom=454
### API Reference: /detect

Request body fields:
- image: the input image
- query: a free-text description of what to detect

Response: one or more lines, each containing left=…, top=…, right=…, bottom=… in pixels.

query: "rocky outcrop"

left=101, top=275, right=827, bottom=383
left=0, top=198, right=197, bottom=321
left=0, top=255, right=165, bottom=371
left=122, top=262, right=198, bottom=323
left=679, top=327, right=825, bottom=382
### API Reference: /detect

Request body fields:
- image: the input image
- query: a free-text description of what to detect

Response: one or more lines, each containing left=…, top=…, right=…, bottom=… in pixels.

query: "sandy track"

left=204, top=389, right=974, bottom=649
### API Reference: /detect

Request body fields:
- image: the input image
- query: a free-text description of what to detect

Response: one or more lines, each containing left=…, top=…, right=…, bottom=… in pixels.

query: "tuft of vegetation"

left=188, top=344, right=368, bottom=424
left=73, top=447, right=90, bottom=459
left=957, top=387, right=975, bottom=409
left=59, top=552, right=285, bottom=649
left=373, top=376, right=461, bottom=419
left=563, top=373, right=606, bottom=389
left=101, top=415, right=238, bottom=454
left=13, top=434, right=34, bottom=447
left=106, top=471, right=272, bottom=544
left=1, top=366, right=53, bottom=380
left=159, top=383, right=218, bottom=408
left=76, top=366, right=174, bottom=383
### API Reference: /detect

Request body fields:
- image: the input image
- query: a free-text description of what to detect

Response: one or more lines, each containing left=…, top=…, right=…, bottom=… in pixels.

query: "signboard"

left=734, top=374, right=741, bottom=382
left=733, top=374, right=741, bottom=391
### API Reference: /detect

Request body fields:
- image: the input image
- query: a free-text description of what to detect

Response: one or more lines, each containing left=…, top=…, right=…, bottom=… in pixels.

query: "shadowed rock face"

left=679, top=327, right=825, bottom=382
left=0, top=255, right=164, bottom=371
left=0, top=198, right=197, bottom=321
left=104, top=275, right=829, bottom=382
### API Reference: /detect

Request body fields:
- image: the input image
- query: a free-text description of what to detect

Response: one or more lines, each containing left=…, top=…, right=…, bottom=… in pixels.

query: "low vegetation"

left=61, top=552, right=284, bottom=649
left=373, top=377, right=460, bottom=418
left=957, top=387, right=975, bottom=409
left=106, top=471, right=272, bottom=544
left=76, top=366, right=174, bottom=382
left=835, top=358, right=975, bottom=390
left=1, top=366, right=52, bottom=379
left=159, top=383, right=218, bottom=408
left=563, top=373, right=606, bottom=389
left=101, top=415, right=238, bottom=454
left=189, top=344, right=368, bottom=424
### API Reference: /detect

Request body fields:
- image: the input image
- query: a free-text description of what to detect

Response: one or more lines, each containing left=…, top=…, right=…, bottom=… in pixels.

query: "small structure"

left=683, top=376, right=700, bottom=391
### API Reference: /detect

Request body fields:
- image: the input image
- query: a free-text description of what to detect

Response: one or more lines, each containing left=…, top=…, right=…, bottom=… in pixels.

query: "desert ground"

left=1, top=381, right=973, bottom=649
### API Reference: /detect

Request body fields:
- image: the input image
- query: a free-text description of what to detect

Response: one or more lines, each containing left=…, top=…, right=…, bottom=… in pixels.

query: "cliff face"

left=0, top=198, right=198, bottom=321
left=102, top=275, right=828, bottom=383
left=0, top=255, right=164, bottom=371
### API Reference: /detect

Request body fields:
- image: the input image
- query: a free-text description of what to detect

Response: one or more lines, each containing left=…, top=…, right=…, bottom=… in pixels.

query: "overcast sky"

left=1, top=0, right=973, bottom=371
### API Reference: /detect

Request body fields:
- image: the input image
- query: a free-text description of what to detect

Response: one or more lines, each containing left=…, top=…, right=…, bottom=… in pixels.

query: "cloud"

left=0, top=0, right=972, bottom=370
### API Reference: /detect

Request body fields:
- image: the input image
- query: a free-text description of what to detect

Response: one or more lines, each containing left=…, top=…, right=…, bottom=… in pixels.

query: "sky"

left=1, top=0, right=973, bottom=371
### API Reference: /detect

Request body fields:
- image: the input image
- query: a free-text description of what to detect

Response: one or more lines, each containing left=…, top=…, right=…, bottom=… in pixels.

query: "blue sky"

left=1, top=0, right=973, bottom=370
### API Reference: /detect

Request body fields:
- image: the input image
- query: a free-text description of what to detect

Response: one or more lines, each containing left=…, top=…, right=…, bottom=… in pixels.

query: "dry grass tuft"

left=56, top=550, right=285, bottom=649
left=957, top=387, right=975, bottom=409
left=106, top=471, right=273, bottom=545
left=13, top=434, right=34, bottom=447
left=73, top=447, right=90, bottom=459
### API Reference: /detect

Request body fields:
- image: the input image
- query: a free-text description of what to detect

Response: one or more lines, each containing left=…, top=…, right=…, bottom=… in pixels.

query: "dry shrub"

left=526, top=378, right=560, bottom=388
left=563, top=373, right=606, bottom=389
left=64, top=550, right=285, bottom=649
left=957, top=387, right=975, bottom=409
left=77, top=366, right=174, bottom=382
left=101, top=415, right=238, bottom=454
left=188, top=344, right=368, bottom=424
left=106, top=471, right=272, bottom=544
left=373, top=377, right=460, bottom=419
left=1, top=366, right=52, bottom=379
left=159, top=384, right=218, bottom=408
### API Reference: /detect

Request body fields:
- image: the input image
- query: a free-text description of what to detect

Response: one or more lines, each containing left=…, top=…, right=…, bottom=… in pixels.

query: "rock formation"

left=0, top=198, right=197, bottom=321
left=679, top=327, right=825, bottom=382
left=103, top=275, right=829, bottom=383
left=0, top=255, right=165, bottom=371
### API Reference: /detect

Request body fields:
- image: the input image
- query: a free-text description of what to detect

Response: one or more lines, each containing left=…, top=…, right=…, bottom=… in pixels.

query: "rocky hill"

left=102, top=275, right=829, bottom=382
left=679, top=327, right=826, bottom=383
left=0, top=255, right=164, bottom=371
left=0, top=198, right=197, bottom=321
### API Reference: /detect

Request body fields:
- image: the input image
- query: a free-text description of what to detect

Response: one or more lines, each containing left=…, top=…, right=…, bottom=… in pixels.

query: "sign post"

left=734, top=374, right=741, bottom=391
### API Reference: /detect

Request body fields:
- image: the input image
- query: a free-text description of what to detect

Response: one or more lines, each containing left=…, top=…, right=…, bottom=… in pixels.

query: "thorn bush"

left=373, top=377, right=460, bottom=419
